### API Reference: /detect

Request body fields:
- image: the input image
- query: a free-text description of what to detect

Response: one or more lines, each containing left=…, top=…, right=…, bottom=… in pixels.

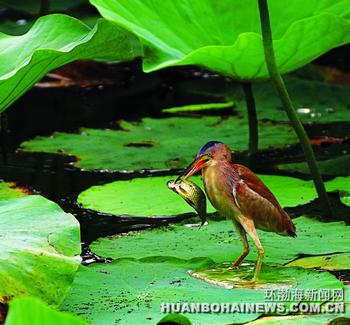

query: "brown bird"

left=182, top=141, right=296, bottom=282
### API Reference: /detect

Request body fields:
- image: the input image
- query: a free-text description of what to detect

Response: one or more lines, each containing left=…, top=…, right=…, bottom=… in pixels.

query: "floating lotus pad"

left=326, top=176, right=350, bottom=207
left=60, top=216, right=346, bottom=324
left=0, top=182, right=81, bottom=305
left=61, top=258, right=342, bottom=324
left=90, top=216, right=350, bottom=266
left=0, top=14, right=138, bottom=113
left=77, top=174, right=322, bottom=217
left=20, top=116, right=298, bottom=171
left=91, top=0, right=350, bottom=80
left=5, top=297, right=89, bottom=325
left=286, top=252, right=350, bottom=271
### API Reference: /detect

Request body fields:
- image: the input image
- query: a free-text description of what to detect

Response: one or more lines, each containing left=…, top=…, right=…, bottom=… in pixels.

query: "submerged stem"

left=257, top=0, right=333, bottom=217
left=242, top=83, right=258, bottom=156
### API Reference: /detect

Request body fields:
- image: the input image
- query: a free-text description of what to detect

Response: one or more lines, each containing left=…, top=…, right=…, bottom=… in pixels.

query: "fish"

left=167, top=178, right=207, bottom=226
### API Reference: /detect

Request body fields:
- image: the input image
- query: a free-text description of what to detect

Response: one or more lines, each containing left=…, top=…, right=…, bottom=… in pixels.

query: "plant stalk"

left=257, top=0, right=333, bottom=217
left=242, top=82, right=258, bottom=156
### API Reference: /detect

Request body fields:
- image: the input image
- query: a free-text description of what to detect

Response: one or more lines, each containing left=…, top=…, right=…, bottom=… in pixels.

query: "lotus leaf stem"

left=258, top=0, right=334, bottom=217
left=242, top=82, right=258, bottom=157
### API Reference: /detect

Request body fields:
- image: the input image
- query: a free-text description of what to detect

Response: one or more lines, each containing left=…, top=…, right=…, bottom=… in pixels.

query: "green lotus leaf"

left=286, top=252, right=350, bottom=271
left=5, top=296, right=89, bottom=325
left=91, top=216, right=350, bottom=266
left=61, top=257, right=342, bottom=325
left=77, top=174, right=319, bottom=217
left=91, top=0, right=350, bottom=80
left=0, top=183, right=81, bottom=305
left=0, top=14, right=138, bottom=113
left=61, top=215, right=347, bottom=324
left=326, top=176, right=350, bottom=207
left=20, top=116, right=298, bottom=171
left=182, top=76, right=350, bottom=123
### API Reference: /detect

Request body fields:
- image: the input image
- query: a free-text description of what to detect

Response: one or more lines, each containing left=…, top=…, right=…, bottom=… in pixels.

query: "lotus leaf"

left=61, top=215, right=347, bottom=324
left=0, top=14, right=138, bottom=113
left=0, top=184, right=81, bottom=305
left=326, top=176, right=350, bottom=207
left=90, top=216, right=350, bottom=267
left=20, top=116, right=298, bottom=171
left=77, top=174, right=319, bottom=217
left=91, top=0, right=350, bottom=80
left=286, top=252, right=350, bottom=271
left=5, top=296, right=89, bottom=325
left=61, top=257, right=342, bottom=324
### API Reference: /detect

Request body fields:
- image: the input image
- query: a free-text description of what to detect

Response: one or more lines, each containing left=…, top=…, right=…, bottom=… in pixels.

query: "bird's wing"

left=232, top=164, right=285, bottom=216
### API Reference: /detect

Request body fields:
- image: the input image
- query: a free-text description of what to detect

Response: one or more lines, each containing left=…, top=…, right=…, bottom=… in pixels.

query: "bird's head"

left=182, top=141, right=232, bottom=179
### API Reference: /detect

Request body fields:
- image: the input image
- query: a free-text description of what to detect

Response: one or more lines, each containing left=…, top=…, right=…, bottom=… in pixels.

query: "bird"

left=181, top=141, right=296, bottom=282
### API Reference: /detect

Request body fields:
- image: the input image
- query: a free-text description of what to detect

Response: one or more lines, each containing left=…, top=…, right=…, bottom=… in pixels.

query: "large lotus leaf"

left=0, top=14, right=138, bottom=113
left=278, top=155, right=350, bottom=177
left=5, top=297, right=89, bottom=325
left=20, top=116, right=298, bottom=171
left=60, top=257, right=342, bottom=325
left=91, top=0, right=350, bottom=80
left=77, top=174, right=319, bottom=217
left=0, top=194, right=81, bottom=305
left=286, top=252, right=350, bottom=271
left=90, top=216, right=350, bottom=266
left=182, top=76, right=350, bottom=123
left=326, top=176, right=350, bottom=207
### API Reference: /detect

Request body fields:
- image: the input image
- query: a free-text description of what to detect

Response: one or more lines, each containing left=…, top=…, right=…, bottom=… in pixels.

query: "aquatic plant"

left=90, top=0, right=350, bottom=214
left=0, top=14, right=138, bottom=113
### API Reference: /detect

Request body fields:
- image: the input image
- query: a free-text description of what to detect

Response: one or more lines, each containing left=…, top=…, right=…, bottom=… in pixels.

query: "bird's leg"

left=230, top=222, right=249, bottom=268
left=239, top=216, right=264, bottom=282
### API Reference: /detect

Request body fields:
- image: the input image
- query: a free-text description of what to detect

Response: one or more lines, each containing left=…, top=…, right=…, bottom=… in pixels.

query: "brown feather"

left=233, top=164, right=296, bottom=237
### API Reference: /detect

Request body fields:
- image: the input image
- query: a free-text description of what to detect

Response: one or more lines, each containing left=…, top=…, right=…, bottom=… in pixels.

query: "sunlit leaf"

left=0, top=14, right=138, bottom=113
left=326, top=176, right=350, bottom=207
left=0, top=183, right=81, bottom=305
left=286, top=252, right=350, bottom=271
left=60, top=216, right=346, bottom=324
left=90, top=216, right=350, bottom=266
left=91, top=0, right=350, bottom=80
left=5, top=297, right=89, bottom=325
left=77, top=174, right=319, bottom=217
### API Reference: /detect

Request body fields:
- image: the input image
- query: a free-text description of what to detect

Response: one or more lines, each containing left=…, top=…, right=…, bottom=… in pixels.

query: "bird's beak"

left=182, top=154, right=211, bottom=179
